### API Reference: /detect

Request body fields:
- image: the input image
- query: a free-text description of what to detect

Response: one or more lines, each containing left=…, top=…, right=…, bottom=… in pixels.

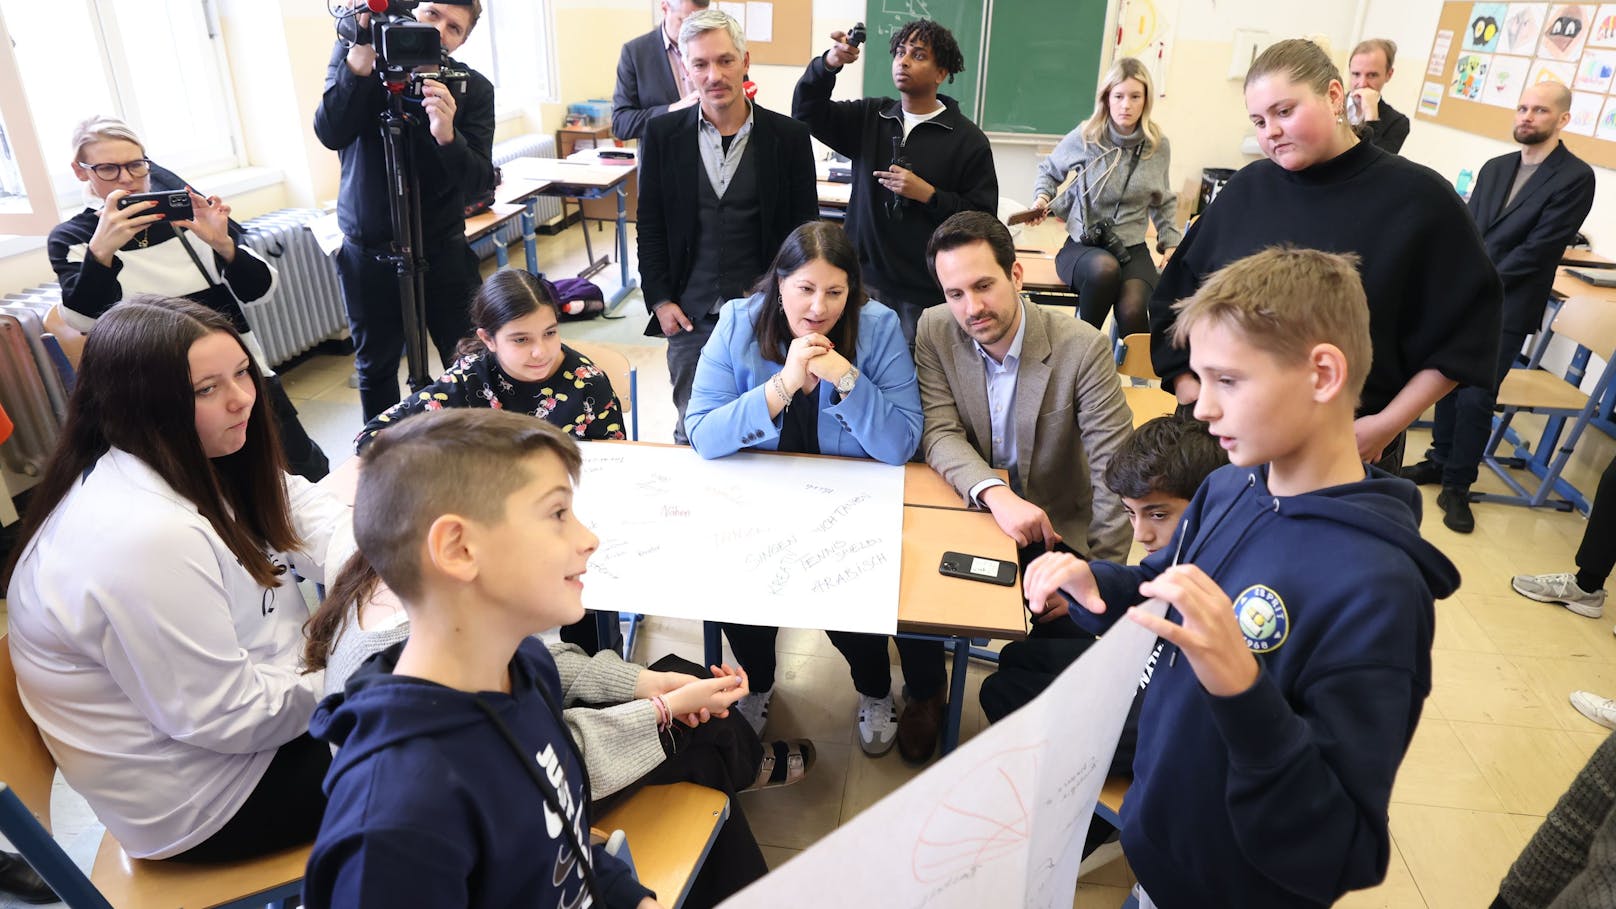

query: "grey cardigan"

left=1032, top=127, right=1182, bottom=253
left=322, top=607, right=666, bottom=799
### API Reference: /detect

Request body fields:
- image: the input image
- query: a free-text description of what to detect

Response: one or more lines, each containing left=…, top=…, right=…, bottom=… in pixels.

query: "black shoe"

left=1402, top=459, right=1444, bottom=486
left=0, top=850, right=59, bottom=904
left=1437, top=486, right=1475, bottom=533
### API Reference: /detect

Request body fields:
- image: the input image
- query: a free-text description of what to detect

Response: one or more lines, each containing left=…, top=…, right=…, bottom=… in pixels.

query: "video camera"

left=333, top=0, right=469, bottom=99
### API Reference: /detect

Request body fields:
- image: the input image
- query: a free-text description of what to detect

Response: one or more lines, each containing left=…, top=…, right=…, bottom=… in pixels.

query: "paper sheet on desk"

left=572, top=445, right=904, bottom=635
left=720, top=599, right=1167, bottom=909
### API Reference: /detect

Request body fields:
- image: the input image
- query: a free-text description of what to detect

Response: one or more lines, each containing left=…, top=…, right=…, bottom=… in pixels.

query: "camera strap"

left=1110, top=144, right=1144, bottom=222
left=176, top=227, right=222, bottom=290
left=1078, top=143, right=1143, bottom=227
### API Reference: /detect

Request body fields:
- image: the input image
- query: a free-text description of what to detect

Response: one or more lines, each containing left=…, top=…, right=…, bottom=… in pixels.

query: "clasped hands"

left=778, top=332, right=853, bottom=397
left=633, top=664, right=751, bottom=726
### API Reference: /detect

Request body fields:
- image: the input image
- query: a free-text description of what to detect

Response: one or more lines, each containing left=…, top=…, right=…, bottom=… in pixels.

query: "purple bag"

left=544, top=275, right=606, bottom=321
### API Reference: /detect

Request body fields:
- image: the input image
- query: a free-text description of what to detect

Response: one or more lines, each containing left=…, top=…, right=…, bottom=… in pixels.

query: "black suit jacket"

left=612, top=27, right=682, bottom=141
left=636, top=104, right=819, bottom=335
left=1467, top=141, right=1596, bottom=333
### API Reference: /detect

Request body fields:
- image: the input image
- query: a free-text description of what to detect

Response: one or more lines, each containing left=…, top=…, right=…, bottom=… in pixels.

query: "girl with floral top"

left=355, top=268, right=626, bottom=452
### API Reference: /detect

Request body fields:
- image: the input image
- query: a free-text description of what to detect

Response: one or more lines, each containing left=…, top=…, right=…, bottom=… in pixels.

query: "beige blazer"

left=915, top=300, right=1134, bottom=561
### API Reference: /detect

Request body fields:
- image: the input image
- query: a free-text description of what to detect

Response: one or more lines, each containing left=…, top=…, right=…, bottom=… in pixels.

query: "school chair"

left=566, top=340, right=644, bottom=658
left=43, top=304, right=87, bottom=370
left=1477, top=295, right=1616, bottom=513
left=1116, top=332, right=1177, bottom=428
left=0, top=635, right=310, bottom=909
left=592, top=782, right=730, bottom=909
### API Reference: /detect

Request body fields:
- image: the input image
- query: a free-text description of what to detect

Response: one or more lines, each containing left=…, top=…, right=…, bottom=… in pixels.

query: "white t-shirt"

left=901, top=104, right=946, bottom=140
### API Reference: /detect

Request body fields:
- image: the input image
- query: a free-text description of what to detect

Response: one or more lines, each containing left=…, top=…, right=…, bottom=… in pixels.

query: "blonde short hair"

left=70, top=115, right=144, bottom=163
left=1171, top=247, right=1372, bottom=400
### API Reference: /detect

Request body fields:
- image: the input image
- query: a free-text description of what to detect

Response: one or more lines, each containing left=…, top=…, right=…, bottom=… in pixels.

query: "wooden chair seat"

left=1116, top=332, right=1157, bottom=382
left=567, top=339, right=637, bottom=440
left=1096, top=774, right=1130, bottom=826
left=1495, top=368, right=1589, bottom=411
left=596, top=782, right=728, bottom=908
left=90, top=837, right=309, bottom=908
left=1122, top=385, right=1177, bottom=428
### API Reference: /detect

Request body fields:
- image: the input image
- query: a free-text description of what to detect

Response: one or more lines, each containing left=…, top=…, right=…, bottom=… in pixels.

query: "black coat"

left=1467, top=141, right=1596, bottom=334
left=635, top=103, right=819, bottom=335
left=611, top=27, right=683, bottom=142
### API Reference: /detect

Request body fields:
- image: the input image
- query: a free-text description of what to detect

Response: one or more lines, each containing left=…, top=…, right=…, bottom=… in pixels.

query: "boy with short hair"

left=304, top=409, right=668, bottom=909
left=1025, top=247, right=1458, bottom=908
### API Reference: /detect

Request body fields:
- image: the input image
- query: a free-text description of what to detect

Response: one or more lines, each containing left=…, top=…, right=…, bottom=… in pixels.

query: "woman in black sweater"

left=1149, top=39, right=1502, bottom=473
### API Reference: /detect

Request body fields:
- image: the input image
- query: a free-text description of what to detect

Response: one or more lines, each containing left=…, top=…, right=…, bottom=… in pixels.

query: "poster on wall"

left=1584, top=3, right=1616, bottom=45
left=1452, top=52, right=1493, bottom=97
left=1483, top=54, right=1532, bottom=104
left=1466, top=2, right=1509, bottom=50
left=1568, top=89, right=1604, bottom=132
left=1595, top=94, right=1616, bottom=138
left=1538, top=4, right=1594, bottom=60
left=1420, top=80, right=1448, bottom=115
left=1501, top=3, right=1552, bottom=53
left=1431, top=29, right=1457, bottom=74
left=1530, top=56, right=1578, bottom=82
left=1573, top=48, right=1616, bottom=87
left=1115, top=0, right=1175, bottom=98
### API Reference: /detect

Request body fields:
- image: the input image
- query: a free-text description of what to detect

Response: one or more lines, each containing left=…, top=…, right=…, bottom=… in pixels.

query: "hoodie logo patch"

left=1233, top=585, right=1289, bottom=653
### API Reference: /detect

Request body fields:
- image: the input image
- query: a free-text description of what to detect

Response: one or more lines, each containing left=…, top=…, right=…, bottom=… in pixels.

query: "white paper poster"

left=1430, top=29, right=1456, bottom=76
left=1567, top=89, right=1603, bottom=133
left=1451, top=52, right=1493, bottom=98
left=1538, top=3, right=1594, bottom=60
left=1482, top=54, right=1532, bottom=106
left=1530, top=56, right=1577, bottom=83
left=720, top=600, right=1168, bottom=909
left=1501, top=4, right=1551, bottom=55
left=572, top=445, right=905, bottom=635
left=1419, top=79, right=1447, bottom=116
left=1596, top=94, right=1616, bottom=138
left=1573, top=48, right=1616, bottom=88
left=744, top=1, right=773, bottom=42
left=1588, top=3, right=1616, bottom=47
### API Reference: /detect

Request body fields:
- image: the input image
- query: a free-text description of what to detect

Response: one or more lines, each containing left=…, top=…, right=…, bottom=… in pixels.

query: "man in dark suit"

left=1347, top=39, right=1410, bottom=154
left=611, top=0, right=707, bottom=140
left=1405, top=81, right=1595, bottom=532
left=637, top=9, right=818, bottom=443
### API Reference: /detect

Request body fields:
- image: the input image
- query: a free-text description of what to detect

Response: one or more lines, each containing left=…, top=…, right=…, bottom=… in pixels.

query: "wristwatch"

left=835, top=366, right=860, bottom=396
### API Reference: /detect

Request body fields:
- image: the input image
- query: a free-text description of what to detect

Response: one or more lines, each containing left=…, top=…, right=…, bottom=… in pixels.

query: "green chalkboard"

left=861, top=0, right=987, bottom=122
left=979, top=0, right=1107, bottom=134
left=861, top=0, right=1107, bottom=136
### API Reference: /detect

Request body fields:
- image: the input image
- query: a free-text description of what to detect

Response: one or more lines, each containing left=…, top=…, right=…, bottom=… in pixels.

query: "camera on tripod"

left=1080, top=217, right=1132, bottom=265
left=334, top=0, right=470, bottom=98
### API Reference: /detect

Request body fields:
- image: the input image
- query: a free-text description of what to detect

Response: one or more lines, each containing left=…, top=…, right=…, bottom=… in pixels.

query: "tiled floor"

left=3, top=220, right=1613, bottom=908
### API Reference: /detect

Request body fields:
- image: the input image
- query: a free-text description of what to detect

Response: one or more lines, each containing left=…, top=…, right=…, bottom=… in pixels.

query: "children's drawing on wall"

left=1538, top=3, right=1593, bottom=60
left=1567, top=89, right=1603, bottom=133
left=1588, top=3, right=1616, bottom=47
left=1596, top=94, right=1616, bottom=139
left=1451, top=52, right=1493, bottom=98
left=1419, top=79, right=1446, bottom=115
left=1115, top=0, right=1174, bottom=97
left=1466, top=2, right=1508, bottom=50
left=1483, top=53, right=1531, bottom=105
left=1530, top=56, right=1576, bottom=83
left=1573, top=48, right=1616, bottom=88
left=1501, top=3, right=1551, bottom=54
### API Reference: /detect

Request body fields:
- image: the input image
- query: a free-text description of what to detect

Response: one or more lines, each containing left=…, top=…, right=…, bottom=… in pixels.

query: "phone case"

left=939, top=551, right=1018, bottom=586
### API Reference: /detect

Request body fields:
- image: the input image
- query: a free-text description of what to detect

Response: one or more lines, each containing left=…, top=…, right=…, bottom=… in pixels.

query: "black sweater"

left=792, top=54, right=998, bottom=303
left=312, top=39, right=496, bottom=249
left=1150, top=139, right=1502, bottom=416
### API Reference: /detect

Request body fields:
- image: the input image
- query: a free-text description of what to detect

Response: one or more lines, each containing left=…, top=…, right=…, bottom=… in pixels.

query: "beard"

left=1514, top=123, right=1553, bottom=145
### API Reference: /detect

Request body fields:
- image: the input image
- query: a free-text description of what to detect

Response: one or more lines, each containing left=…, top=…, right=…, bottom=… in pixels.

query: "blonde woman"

left=1029, top=57, right=1180, bottom=336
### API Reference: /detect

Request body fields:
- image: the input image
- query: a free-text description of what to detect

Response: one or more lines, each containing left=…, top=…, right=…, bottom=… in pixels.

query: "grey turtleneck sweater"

left=1033, top=120, right=1182, bottom=252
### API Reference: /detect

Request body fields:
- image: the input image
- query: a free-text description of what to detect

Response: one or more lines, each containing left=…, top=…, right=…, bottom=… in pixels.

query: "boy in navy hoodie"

left=1025, top=247, right=1458, bottom=909
left=304, top=409, right=667, bottom=909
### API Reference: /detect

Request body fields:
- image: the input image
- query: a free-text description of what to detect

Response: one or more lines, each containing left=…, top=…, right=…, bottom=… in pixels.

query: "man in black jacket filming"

left=314, top=0, right=496, bottom=420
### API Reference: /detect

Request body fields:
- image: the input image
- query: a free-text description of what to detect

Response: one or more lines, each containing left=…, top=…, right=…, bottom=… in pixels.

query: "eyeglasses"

left=77, top=158, right=152, bottom=181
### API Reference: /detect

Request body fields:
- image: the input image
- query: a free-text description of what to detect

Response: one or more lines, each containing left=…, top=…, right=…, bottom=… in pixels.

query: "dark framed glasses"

left=77, top=158, right=152, bottom=181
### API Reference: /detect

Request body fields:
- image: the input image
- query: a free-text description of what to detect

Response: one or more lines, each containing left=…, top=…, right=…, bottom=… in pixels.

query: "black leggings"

left=169, top=733, right=331, bottom=863
left=1578, top=455, right=1616, bottom=593
left=1056, top=240, right=1157, bottom=337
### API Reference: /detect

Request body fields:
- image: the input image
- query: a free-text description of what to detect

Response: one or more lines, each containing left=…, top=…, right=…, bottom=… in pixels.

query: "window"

left=0, top=13, right=60, bottom=234
left=451, top=0, right=559, bottom=110
left=0, top=0, right=243, bottom=206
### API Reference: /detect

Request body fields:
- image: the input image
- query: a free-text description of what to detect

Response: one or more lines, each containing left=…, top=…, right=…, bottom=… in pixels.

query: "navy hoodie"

left=304, top=638, right=653, bottom=909
left=1071, top=464, right=1458, bottom=908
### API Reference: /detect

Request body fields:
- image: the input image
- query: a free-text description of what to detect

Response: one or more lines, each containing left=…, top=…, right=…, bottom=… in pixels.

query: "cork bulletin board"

left=1417, top=3, right=1616, bottom=169
left=714, top=0, right=811, bottom=66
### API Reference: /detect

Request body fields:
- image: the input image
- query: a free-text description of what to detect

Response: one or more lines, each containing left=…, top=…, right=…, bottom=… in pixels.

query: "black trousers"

left=589, top=655, right=767, bottom=909
left=1428, top=329, right=1527, bottom=488
left=265, top=375, right=329, bottom=482
left=558, top=613, right=624, bottom=656
left=1577, top=455, right=1616, bottom=592
left=336, top=237, right=480, bottom=420
left=169, top=733, right=331, bottom=863
left=721, top=623, right=947, bottom=701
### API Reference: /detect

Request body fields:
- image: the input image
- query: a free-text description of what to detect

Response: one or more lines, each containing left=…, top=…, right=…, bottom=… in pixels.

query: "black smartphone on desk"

left=939, top=551, right=1017, bottom=586
left=117, top=190, right=193, bottom=221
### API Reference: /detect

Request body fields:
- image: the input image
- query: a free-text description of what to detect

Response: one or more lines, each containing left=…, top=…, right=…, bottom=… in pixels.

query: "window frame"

left=452, top=0, right=562, bottom=115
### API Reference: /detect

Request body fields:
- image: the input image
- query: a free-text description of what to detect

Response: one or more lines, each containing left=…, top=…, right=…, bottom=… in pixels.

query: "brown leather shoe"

left=897, top=691, right=946, bottom=764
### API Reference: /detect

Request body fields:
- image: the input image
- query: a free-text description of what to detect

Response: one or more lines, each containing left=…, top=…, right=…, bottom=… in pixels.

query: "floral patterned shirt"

left=356, top=345, right=626, bottom=451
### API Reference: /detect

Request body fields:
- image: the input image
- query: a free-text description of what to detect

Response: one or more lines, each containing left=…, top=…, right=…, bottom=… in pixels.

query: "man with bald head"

left=1404, top=80, right=1595, bottom=532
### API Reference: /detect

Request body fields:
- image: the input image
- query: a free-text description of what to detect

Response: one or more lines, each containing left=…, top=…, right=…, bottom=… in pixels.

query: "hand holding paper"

left=1133, top=564, right=1259, bottom=697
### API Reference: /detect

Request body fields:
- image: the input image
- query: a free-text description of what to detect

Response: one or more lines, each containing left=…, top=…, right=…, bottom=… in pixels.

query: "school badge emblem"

left=1233, top=585, right=1289, bottom=653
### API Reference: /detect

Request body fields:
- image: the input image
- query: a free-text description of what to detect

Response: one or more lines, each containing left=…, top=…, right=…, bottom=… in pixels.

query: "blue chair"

left=0, top=636, right=309, bottom=908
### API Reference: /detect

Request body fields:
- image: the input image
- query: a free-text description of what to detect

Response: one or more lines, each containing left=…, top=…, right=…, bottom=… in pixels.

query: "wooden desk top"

left=817, top=181, right=851, bottom=208
left=1562, top=247, right=1613, bottom=267
left=1018, top=248, right=1063, bottom=291
left=1553, top=267, right=1616, bottom=303
left=493, top=177, right=554, bottom=206
left=463, top=202, right=524, bottom=242
left=899, top=505, right=1026, bottom=639
left=502, top=156, right=635, bottom=190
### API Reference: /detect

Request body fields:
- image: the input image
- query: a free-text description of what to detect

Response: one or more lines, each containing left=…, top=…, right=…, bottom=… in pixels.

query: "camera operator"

left=1027, top=57, right=1180, bottom=338
left=313, top=0, right=496, bottom=420
left=46, top=115, right=330, bottom=481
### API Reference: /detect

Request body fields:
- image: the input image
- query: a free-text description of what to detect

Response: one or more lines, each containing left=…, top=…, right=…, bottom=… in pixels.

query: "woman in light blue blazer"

left=686, top=222, right=945, bottom=764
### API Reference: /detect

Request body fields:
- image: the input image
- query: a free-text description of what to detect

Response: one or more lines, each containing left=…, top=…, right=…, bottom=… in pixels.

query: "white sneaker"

left=1569, top=691, right=1616, bottom=730
left=1511, top=572, right=1607, bottom=618
left=857, top=693, right=898, bottom=756
left=734, top=689, right=773, bottom=736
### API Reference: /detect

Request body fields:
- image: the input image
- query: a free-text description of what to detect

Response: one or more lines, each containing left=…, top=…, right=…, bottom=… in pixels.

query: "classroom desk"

left=501, top=155, right=638, bottom=308
left=816, top=181, right=851, bottom=221
left=1562, top=247, right=1614, bottom=268
left=491, top=177, right=555, bottom=278
left=463, top=203, right=526, bottom=270
left=1554, top=266, right=1616, bottom=302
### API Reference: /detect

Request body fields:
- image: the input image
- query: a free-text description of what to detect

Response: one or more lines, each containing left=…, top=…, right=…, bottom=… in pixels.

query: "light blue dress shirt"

left=968, top=300, right=1029, bottom=505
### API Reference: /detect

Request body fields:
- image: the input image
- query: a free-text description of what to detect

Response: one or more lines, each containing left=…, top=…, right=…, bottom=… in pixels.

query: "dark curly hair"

left=889, top=19, right=965, bottom=82
left=1103, top=414, right=1228, bottom=501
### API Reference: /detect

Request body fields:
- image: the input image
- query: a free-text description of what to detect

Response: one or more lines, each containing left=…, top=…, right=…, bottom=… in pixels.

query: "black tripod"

left=377, top=78, right=434, bottom=392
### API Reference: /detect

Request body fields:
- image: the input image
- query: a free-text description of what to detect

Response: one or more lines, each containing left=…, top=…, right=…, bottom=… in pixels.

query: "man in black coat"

left=636, top=9, right=818, bottom=443
left=1405, top=81, right=1596, bottom=532
left=611, top=0, right=707, bottom=141
left=1348, top=39, right=1411, bottom=154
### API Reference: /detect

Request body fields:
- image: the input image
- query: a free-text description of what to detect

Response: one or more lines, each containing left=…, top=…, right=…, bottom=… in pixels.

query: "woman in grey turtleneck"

left=1029, top=56, right=1182, bottom=338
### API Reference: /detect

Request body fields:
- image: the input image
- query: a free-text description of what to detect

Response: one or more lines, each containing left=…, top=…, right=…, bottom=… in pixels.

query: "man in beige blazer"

left=916, top=212, right=1133, bottom=580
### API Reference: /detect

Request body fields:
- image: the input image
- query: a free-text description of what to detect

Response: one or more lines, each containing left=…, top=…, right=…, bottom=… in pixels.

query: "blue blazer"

left=686, top=294, right=922, bottom=465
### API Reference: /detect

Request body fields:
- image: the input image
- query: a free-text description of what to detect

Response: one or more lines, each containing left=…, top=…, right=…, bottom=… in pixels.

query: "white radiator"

left=238, top=208, right=349, bottom=367
left=0, top=303, right=62, bottom=480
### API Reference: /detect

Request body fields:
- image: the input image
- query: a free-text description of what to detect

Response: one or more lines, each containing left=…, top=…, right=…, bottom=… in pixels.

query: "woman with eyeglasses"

left=45, top=114, right=329, bottom=481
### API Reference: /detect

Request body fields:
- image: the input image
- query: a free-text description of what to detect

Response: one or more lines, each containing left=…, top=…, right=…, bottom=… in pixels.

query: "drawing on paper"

left=1115, top=0, right=1175, bottom=97
left=1451, top=52, right=1493, bottom=97
left=911, top=743, right=1042, bottom=883
left=1501, top=3, right=1551, bottom=54
left=1567, top=89, right=1603, bottom=133
left=1588, top=3, right=1616, bottom=46
left=1538, top=3, right=1593, bottom=60
left=1465, top=2, right=1508, bottom=51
